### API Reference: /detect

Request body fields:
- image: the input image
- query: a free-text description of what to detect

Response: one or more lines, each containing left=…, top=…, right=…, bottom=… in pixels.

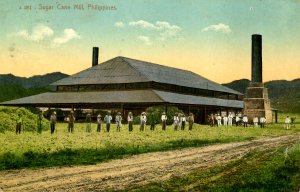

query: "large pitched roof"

left=1, top=90, right=243, bottom=108
left=52, top=57, right=241, bottom=95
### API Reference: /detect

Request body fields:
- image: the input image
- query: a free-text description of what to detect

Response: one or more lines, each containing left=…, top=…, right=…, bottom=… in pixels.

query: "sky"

left=0, top=0, right=299, bottom=83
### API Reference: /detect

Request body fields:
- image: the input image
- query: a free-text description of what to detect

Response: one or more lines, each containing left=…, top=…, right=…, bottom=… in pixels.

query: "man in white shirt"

left=216, top=114, right=222, bottom=127
left=173, top=113, right=179, bottom=131
left=115, top=112, right=122, bottom=132
left=104, top=112, right=112, bottom=132
left=161, top=112, right=167, bottom=131
left=260, top=116, right=266, bottom=128
left=228, top=112, right=233, bottom=126
left=242, top=115, right=248, bottom=127
left=223, top=115, right=228, bottom=126
left=140, top=112, right=147, bottom=131
left=253, top=116, right=259, bottom=127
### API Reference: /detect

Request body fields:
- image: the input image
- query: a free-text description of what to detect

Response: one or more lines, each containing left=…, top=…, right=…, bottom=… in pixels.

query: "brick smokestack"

left=92, top=47, right=99, bottom=67
left=251, top=34, right=262, bottom=83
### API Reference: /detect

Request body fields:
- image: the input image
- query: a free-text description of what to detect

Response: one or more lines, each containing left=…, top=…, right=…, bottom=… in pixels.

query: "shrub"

left=146, top=106, right=184, bottom=125
left=0, top=106, right=49, bottom=132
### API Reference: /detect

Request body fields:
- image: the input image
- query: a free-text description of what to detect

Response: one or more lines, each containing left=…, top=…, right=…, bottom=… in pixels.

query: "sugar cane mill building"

left=1, top=47, right=244, bottom=123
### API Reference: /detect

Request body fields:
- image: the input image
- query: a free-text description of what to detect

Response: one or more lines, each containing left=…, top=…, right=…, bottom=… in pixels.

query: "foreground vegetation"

left=127, top=143, right=300, bottom=192
left=0, top=121, right=299, bottom=171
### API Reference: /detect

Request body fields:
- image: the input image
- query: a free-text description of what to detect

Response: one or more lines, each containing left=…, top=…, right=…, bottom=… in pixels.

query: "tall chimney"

left=92, top=47, right=99, bottom=67
left=251, top=34, right=262, bottom=83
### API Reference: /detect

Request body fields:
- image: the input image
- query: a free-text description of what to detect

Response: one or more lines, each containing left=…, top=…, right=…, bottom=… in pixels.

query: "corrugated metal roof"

left=51, top=57, right=242, bottom=95
left=154, top=90, right=243, bottom=108
left=1, top=89, right=243, bottom=108
left=1, top=90, right=164, bottom=105
left=51, top=57, right=149, bottom=86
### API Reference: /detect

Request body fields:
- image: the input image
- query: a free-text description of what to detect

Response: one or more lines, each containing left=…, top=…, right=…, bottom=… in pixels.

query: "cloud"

left=129, top=20, right=157, bottom=30
left=137, top=36, right=152, bottom=45
left=13, top=24, right=54, bottom=42
left=52, top=28, right=80, bottom=46
left=114, top=21, right=125, bottom=28
left=128, top=20, right=182, bottom=41
left=202, top=23, right=231, bottom=34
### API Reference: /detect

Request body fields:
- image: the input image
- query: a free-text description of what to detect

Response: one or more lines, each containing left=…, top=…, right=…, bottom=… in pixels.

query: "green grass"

left=125, top=142, right=300, bottom=192
left=0, top=122, right=299, bottom=171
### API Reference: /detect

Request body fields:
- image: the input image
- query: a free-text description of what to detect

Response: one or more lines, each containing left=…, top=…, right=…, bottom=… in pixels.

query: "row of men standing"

left=95, top=112, right=195, bottom=132
left=209, top=112, right=267, bottom=128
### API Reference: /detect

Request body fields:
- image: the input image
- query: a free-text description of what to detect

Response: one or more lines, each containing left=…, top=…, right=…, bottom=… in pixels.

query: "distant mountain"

left=223, top=79, right=300, bottom=113
left=0, top=72, right=69, bottom=102
left=0, top=72, right=68, bottom=89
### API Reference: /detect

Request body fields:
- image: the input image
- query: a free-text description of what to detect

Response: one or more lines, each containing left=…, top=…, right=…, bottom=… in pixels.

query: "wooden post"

left=275, top=110, right=278, bottom=123
left=165, top=104, right=168, bottom=113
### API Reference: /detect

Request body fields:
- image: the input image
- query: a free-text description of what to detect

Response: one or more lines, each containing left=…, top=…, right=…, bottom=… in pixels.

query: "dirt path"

left=0, top=134, right=299, bottom=192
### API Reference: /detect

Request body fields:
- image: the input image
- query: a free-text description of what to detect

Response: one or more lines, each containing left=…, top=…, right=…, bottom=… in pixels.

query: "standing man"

left=115, top=112, right=122, bottom=132
left=178, top=113, right=182, bottom=130
left=216, top=114, right=222, bottom=127
left=50, top=111, right=57, bottom=134
left=260, top=116, right=266, bottom=128
left=37, top=110, right=43, bottom=134
left=68, top=111, right=75, bottom=133
left=128, top=112, right=133, bottom=132
left=85, top=113, right=92, bottom=133
left=242, top=115, right=248, bottom=127
left=173, top=113, right=179, bottom=131
left=253, top=116, right=259, bottom=127
left=210, top=113, right=215, bottom=127
left=16, top=113, right=23, bottom=134
left=161, top=112, right=167, bottom=131
left=235, top=115, right=240, bottom=127
left=223, top=115, right=228, bottom=126
left=228, top=112, right=233, bottom=126
left=285, top=116, right=291, bottom=130
left=181, top=114, right=186, bottom=130
left=188, top=113, right=194, bottom=130
left=149, top=113, right=155, bottom=131
left=97, top=113, right=102, bottom=132
left=104, top=112, right=112, bottom=132
left=140, top=112, right=147, bottom=131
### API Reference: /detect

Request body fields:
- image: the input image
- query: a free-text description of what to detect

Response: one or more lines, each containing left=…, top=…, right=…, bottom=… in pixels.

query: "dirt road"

left=0, top=134, right=299, bottom=191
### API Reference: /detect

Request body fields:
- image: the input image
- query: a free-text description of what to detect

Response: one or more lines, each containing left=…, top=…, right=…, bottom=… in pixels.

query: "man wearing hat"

left=140, top=112, right=147, bottom=131
left=104, top=112, right=112, bottom=132
left=216, top=114, right=222, bottom=127
left=188, top=113, right=194, bottom=130
left=161, top=112, right=167, bottom=131
left=115, top=112, right=122, bottom=132
left=242, top=114, right=248, bottom=128
left=127, top=112, right=133, bottom=132
left=97, top=113, right=102, bottom=132
left=173, top=113, right=179, bottom=131
left=50, top=111, right=57, bottom=134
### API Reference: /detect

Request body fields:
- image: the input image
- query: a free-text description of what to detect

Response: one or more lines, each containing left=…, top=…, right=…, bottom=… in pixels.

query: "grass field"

left=0, top=120, right=299, bottom=171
